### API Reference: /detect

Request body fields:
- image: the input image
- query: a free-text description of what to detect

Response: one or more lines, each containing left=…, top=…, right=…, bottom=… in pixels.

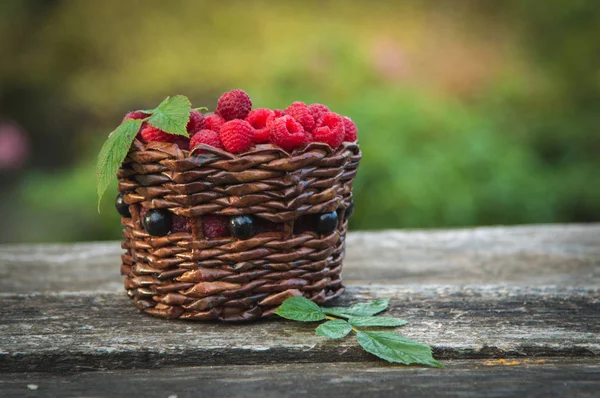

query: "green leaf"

left=316, top=320, right=353, bottom=339
left=275, top=297, right=326, bottom=322
left=96, top=118, right=143, bottom=211
left=348, top=316, right=408, bottom=327
left=356, top=331, right=444, bottom=368
left=322, top=298, right=391, bottom=318
left=147, top=95, right=192, bottom=137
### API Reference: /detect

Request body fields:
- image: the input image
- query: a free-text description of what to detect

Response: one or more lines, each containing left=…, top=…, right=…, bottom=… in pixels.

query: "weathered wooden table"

left=1, top=225, right=599, bottom=397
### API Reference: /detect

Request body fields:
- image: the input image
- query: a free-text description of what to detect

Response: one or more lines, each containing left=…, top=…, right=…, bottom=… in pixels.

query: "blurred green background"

left=0, top=0, right=598, bottom=243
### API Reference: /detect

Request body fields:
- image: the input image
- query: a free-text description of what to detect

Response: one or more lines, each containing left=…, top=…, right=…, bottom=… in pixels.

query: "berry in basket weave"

left=97, top=91, right=360, bottom=322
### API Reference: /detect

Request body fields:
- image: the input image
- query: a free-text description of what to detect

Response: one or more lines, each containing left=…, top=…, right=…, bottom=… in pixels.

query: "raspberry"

left=216, top=89, right=252, bottom=120
left=140, top=125, right=176, bottom=143
left=190, top=129, right=224, bottom=153
left=202, top=214, right=229, bottom=238
left=246, top=108, right=275, bottom=144
left=186, top=110, right=206, bottom=134
left=313, top=126, right=344, bottom=149
left=318, top=112, right=345, bottom=132
left=285, top=102, right=316, bottom=133
left=253, top=127, right=270, bottom=144
left=270, top=115, right=310, bottom=152
left=273, top=109, right=286, bottom=118
left=246, top=108, right=274, bottom=129
left=123, top=111, right=149, bottom=122
left=205, top=113, right=226, bottom=132
left=174, top=136, right=190, bottom=150
left=123, top=111, right=149, bottom=141
left=219, top=119, right=255, bottom=154
left=308, top=103, right=330, bottom=124
left=315, top=112, right=345, bottom=148
left=172, top=215, right=192, bottom=233
left=342, top=116, right=358, bottom=142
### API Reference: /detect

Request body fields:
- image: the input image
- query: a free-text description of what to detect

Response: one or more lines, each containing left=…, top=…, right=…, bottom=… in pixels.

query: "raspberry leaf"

left=147, top=95, right=192, bottom=137
left=275, top=296, right=325, bottom=322
left=316, top=319, right=353, bottom=339
left=356, top=331, right=444, bottom=368
left=96, top=118, right=143, bottom=211
left=348, top=316, right=408, bottom=328
left=322, top=298, right=391, bottom=318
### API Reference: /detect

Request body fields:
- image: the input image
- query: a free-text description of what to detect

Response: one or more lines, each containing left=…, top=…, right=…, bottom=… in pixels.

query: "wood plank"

left=1, top=359, right=599, bottom=398
left=1, top=224, right=599, bottom=293
left=1, top=285, right=597, bottom=372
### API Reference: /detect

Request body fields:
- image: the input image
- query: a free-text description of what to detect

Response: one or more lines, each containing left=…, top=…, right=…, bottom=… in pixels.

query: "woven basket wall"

left=117, top=139, right=361, bottom=321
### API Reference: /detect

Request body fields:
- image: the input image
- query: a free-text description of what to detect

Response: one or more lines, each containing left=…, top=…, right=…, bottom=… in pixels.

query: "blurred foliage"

left=0, top=0, right=598, bottom=243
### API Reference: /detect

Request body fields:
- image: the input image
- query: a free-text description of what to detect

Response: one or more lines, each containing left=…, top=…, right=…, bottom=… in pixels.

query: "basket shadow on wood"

left=117, top=139, right=361, bottom=321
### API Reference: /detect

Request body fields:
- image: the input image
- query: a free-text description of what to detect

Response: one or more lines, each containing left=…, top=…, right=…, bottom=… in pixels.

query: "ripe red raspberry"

left=123, top=111, right=149, bottom=122
left=174, top=136, right=190, bottom=150
left=308, top=104, right=330, bottom=124
left=315, top=112, right=345, bottom=148
left=342, top=116, right=358, bottom=142
left=313, top=126, right=344, bottom=149
left=246, top=108, right=274, bottom=129
left=186, top=110, right=206, bottom=134
left=140, top=125, right=176, bottom=143
left=285, top=102, right=316, bottom=133
left=254, top=128, right=270, bottom=144
left=216, top=89, right=252, bottom=120
left=203, top=214, right=229, bottom=238
left=172, top=215, right=192, bottom=233
left=270, top=115, right=310, bottom=152
left=219, top=119, right=255, bottom=154
left=205, top=113, right=226, bottom=132
left=265, top=109, right=285, bottom=128
left=246, top=108, right=275, bottom=144
left=123, top=111, right=149, bottom=141
left=190, top=129, right=224, bottom=153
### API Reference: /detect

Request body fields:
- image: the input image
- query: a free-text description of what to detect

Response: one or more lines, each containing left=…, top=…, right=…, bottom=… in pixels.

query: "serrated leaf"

left=316, top=320, right=353, bottom=339
left=96, top=118, right=143, bottom=211
left=356, top=331, right=444, bottom=368
left=275, top=297, right=325, bottom=322
left=147, top=95, right=191, bottom=137
left=348, top=316, right=408, bottom=327
left=322, top=298, right=391, bottom=318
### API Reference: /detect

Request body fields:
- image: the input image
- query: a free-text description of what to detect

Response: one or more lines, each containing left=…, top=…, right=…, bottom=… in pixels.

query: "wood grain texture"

left=1, top=285, right=598, bottom=372
left=0, top=224, right=598, bottom=396
left=1, top=224, right=599, bottom=293
left=1, top=359, right=599, bottom=398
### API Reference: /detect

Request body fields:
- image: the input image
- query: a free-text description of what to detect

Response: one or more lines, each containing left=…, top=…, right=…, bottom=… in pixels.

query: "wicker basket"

left=117, top=139, right=361, bottom=321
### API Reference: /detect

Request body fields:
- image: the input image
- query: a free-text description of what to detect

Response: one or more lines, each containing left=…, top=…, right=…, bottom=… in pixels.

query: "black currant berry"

left=115, top=193, right=131, bottom=217
left=142, top=209, right=172, bottom=236
left=229, top=215, right=255, bottom=240
left=316, top=211, right=338, bottom=235
left=344, top=200, right=354, bottom=221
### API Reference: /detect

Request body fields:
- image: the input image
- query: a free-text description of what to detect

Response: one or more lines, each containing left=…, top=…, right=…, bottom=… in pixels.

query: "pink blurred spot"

left=0, top=122, right=29, bottom=170
left=371, top=38, right=411, bottom=82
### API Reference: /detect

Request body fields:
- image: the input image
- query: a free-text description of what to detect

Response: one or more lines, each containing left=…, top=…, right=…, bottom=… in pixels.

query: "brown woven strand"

left=118, top=140, right=361, bottom=321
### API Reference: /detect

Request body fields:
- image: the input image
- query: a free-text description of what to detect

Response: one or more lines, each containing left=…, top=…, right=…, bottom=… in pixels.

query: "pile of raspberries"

left=124, top=89, right=358, bottom=154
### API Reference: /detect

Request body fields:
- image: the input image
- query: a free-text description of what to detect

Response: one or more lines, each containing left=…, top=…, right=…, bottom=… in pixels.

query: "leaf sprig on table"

left=275, top=297, right=444, bottom=368
left=96, top=95, right=193, bottom=210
